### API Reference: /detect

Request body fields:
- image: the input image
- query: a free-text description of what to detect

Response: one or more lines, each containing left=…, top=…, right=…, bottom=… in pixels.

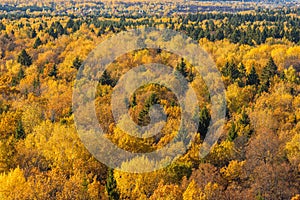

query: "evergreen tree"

left=72, top=21, right=81, bottom=32
left=27, top=29, right=37, bottom=38
left=221, top=61, right=239, bottom=82
left=0, top=22, right=6, bottom=31
left=48, top=64, right=58, bottom=78
left=289, top=27, right=300, bottom=44
left=31, top=29, right=37, bottom=38
left=33, top=37, right=42, bottom=49
left=99, top=70, right=113, bottom=86
left=230, top=29, right=241, bottom=43
left=15, top=119, right=25, bottom=140
left=198, top=106, right=211, bottom=138
left=229, top=62, right=240, bottom=81
left=138, top=93, right=158, bottom=126
left=17, top=67, right=25, bottom=82
left=130, top=93, right=137, bottom=107
left=109, top=25, right=115, bottom=33
left=106, top=168, right=119, bottom=200
left=239, top=109, right=250, bottom=126
left=176, top=58, right=188, bottom=77
left=246, top=65, right=259, bottom=86
left=17, top=49, right=32, bottom=67
left=238, top=63, right=246, bottom=79
left=38, top=24, right=43, bottom=31
left=238, top=63, right=247, bottom=86
left=66, top=18, right=74, bottom=29
left=260, top=57, right=278, bottom=91
left=145, top=93, right=158, bottom=109
left=260, top=28, right=267, bottom=43
left=215, top=29, right=225, bottom=40
left=97, top=26, right=106, bottom=36
left=228, top=121, right=237, bottom=142
left=221, top=61, right=231, bottom=77
left=72, top=57, right=82, bottom=70
left=33, top=75, right=41, bottom=95
left=138, top=108, right=149, bottom=126
left=48, top=27, right=57, bottom=39
left=187, top=68, right=195, bottom=82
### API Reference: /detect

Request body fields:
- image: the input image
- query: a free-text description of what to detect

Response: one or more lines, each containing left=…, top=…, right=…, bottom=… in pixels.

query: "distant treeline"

left=0, top=9, right=299, bottom=45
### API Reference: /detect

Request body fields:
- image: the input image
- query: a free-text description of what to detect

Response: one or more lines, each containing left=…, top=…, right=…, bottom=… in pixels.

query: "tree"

left=239, top=109, right=250, bottom=127
left=228, top=62, right=240, bottom=82
left=114, top=157, right=164, bottom=199
left=15, top=119, right=25, bottom=140
left=289, top=27, right=300, bottom=44
left=33, top=37, right=42, bottom=49
left=17, top=66, right=25, bottom=82
left=150, top=182, right=182, bottom=200
left=183, top=180, right=203, bottom=200
left=260, top=57, right=278, bottom=91
left=17, top=49, right=32, bottom=67
left=109, top=25, right=115, bottom=33
left=66, top=19, right=75, bottom=29
left=284, top=66, right=299, bottom=83
left=48, top=27, right=57, bottom=38
left=220, top=160, right=245, bottom=182
left=106, top=168, right=119, bottom=200
left=237, top=63, right=246, bottom=86
left=0, top=167, right=32, bottom=199
left=48, top=64, right=58, bottom=78
left=130, top=93, right=137, bottom=107
left=221, top=61, right=239, bottom=83
left=138, top=93, right=159, bottom=126
left=31, top=29, right=37, bottom=38
left=198, top=106, right=211, bottom=139
left=99, top=70, right=113, bottom=86
left=0, top=136, right=17, bottom=172
left=246, top=65, right=259, bottom=86
left=228, top=121, right=237, bottom=142
left=176, top=58, right=188, bottom=77
left=72, top=57, right=82, bottom=70
left=27, top=29, right=37, bottom=38
left=285, top=133, right=300, bottom=167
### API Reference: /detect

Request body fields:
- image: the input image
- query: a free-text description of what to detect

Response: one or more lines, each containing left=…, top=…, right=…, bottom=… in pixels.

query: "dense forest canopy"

left=0, top=1, right=299, bottom=200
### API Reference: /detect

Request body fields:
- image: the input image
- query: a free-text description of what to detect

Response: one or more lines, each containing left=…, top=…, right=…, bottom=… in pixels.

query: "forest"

left=0, top=3, right=300, bottom=200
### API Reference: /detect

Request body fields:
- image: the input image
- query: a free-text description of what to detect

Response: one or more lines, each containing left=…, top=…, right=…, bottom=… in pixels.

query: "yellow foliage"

left=226, top=83, right=255, bottom=113
left=183, top=180, right=204, bottom=200
left=220, top=160, right=245, bottom=182
left=114, top=157, right=165, bottom=199
left=285, top=134, right=300, bottom=167
left=207, top=140, right=235, bottom=166
left=150, top=181, right=183, bottom=200
left=0, top=167, right=31, bottom=200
